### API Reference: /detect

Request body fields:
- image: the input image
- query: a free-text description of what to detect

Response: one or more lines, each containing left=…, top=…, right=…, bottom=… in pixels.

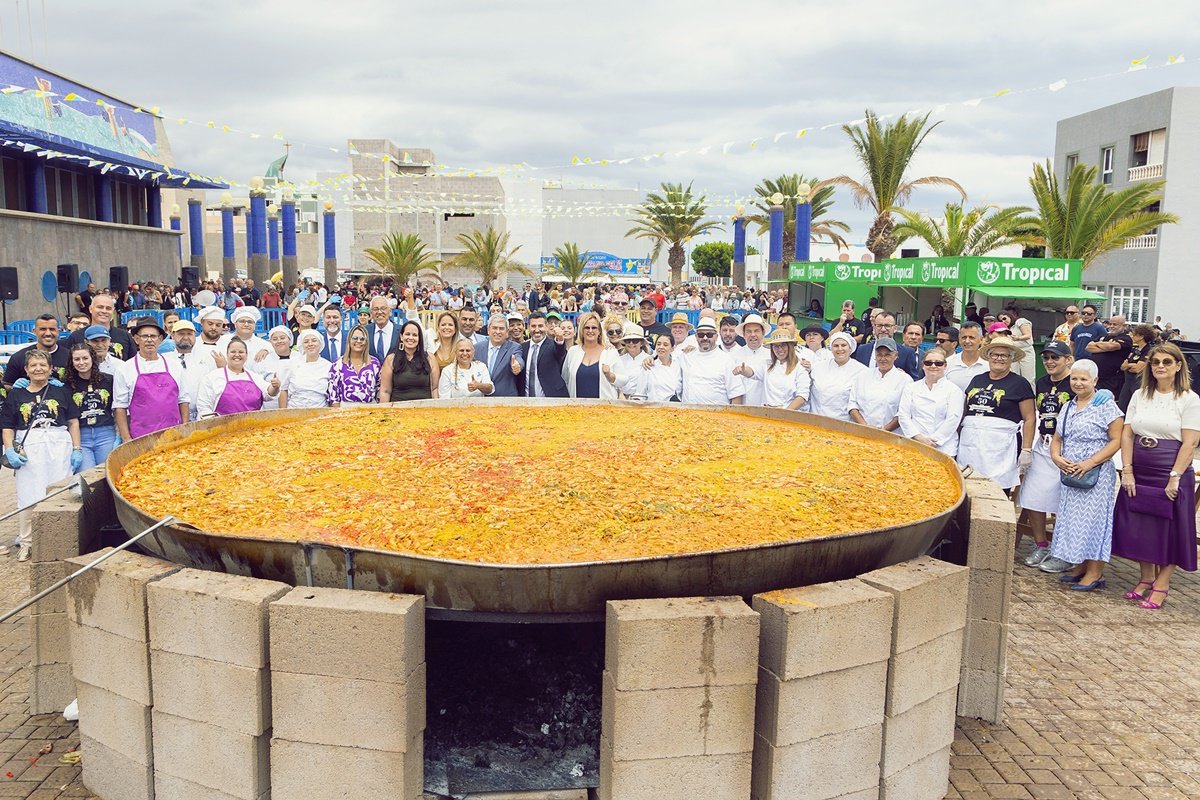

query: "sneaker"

left=16, top=545, right=31, bottom=562
left=1023, top=545, right=1051, bottom=567
left=1038, top=556, right=1074, bottom=573
left=63, top=699, right=78, bottom=722
left=0, top=545, right=9, bottom=556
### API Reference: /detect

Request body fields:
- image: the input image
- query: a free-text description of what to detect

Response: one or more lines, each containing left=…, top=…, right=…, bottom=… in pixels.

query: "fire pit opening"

left=423, top=617, right=604, bottom=796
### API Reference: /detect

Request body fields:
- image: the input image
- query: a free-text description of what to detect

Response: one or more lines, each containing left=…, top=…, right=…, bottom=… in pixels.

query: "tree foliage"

left=746, top=174, right=850, bottom=255
left=362, top=233, right=441, bottom=286
left=893, top=203, right=1041, bottom=257
left=544, top=242, right=605, bottom=285
left=626, top=182, right=723, bottom=287
left=446, top=227, right=533, bottom=287
left=691, top=242, right=734, bottom=278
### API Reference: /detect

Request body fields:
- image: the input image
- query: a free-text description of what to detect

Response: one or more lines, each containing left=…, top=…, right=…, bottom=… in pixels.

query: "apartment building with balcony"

left=1054, top=87, right=1200, bottom=328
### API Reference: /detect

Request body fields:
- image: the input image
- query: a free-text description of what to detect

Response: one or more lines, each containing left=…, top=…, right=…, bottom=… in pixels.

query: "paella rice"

left=115, top=406, right=961, bottom=565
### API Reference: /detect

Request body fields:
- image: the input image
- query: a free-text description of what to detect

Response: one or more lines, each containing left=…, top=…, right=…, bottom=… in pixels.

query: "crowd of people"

left=2, top=281, right=1194, bottom=601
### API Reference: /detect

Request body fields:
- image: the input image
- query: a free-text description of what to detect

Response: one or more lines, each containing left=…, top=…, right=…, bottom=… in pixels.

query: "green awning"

left=974, top=286, right=1105, bottom=301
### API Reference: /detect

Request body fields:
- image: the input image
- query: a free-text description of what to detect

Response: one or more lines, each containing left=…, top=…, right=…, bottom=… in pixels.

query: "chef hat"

left=267, top=325, right=292, bottom=341
left=196, top=306, right=225, bottom=322
left=230, top=307, right=262, bottom=324
left=829, top=331, right=858, bottom=354
left=295, top=329, right=323, bottom=347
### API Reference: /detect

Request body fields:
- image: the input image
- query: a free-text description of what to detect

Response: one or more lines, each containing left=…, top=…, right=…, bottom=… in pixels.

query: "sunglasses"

left=1150, top=358, right=1177, bottom=366
left=606, top=329, right=622, bottom=337
left=695, top=331, right=717, bottom=338
left=935, top=338, right=951, bottom=344
left=1041, top=353, right=1064, bottom=360
left=923, top=359, right=946, bottom=366
left=1065, top=310, right=1079, bottom=315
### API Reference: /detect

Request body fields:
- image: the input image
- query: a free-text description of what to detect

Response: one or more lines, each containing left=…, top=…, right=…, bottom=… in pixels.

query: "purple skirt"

left=1112, top=438, right=1198, bottom=571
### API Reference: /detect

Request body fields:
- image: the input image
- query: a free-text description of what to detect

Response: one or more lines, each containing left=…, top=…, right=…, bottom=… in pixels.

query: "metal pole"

left=0, top=515, right=177, bottom=624
left=0, top=480, right=77, bottom=526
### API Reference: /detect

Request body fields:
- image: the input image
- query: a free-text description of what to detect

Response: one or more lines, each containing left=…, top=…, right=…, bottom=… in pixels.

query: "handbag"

left=1058, top=403, right=1102, bottom=490
left=1127, top=485, right=1175, bottom=519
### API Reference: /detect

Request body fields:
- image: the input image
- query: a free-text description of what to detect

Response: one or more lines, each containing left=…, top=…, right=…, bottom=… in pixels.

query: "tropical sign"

left=540, top=252, right=651, bottom=276
left=789, top=256, right=1081, bottom=289
left=0, top=51, right=162, bottom=165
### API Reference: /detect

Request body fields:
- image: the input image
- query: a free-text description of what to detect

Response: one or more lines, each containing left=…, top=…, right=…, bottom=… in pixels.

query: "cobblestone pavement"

left=0, top=466, right=1197, bottom=798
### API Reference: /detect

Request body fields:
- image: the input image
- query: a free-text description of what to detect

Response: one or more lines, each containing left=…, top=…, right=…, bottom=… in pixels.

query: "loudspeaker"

left=109, top=265, right=129, bottom=293
left=181, top=267, right=200, bottom=290
left=56, top=263, right=79, bottom=294
left=0, top=267, right=17, bottom=301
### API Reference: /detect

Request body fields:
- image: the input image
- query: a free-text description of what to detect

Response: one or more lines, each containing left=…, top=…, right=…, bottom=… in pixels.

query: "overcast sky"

left=1, top=0, right=1195, bottom=242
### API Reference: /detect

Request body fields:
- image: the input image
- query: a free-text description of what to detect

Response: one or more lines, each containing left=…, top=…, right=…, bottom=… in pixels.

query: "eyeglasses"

left=1041, top=353, right=1064, bottom=360
left=923, top=360, right=946, bottom=367
left=1150, top=358, right=1177, bottom=366
left=935, top=338, right=951, bottom=344
left=988, top=353, right=1013, bottom=360
left=349, top=337, right=367, bottom=342
left=606, top=329, right=622, bottom=337
left=1065, top=309, right=1079, bottom=315
left=582, top=325, right=599, bottom=331
left=695, top=331, right=717, bottom=338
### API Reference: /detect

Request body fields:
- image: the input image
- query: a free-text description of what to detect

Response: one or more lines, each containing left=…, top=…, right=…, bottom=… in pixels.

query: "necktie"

left=376, top=329, right=385, bottom=359
left=331, top=337, right=339, bottom=361
left=488, top=346, right=498, bottom=372
left=528, top=343, right=539, bottom=395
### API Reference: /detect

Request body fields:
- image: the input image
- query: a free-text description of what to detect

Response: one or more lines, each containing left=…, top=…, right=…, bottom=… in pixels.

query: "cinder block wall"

left=600, top=596, right=760, bottom=800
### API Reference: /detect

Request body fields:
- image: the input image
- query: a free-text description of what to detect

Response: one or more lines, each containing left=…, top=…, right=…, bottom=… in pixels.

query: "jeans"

left=78, top=424, right=117, bottom=472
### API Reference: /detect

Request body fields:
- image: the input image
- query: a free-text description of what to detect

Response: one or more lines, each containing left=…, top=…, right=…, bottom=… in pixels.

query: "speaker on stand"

left=181, top=267, right=200, bottom=290
left=109, top=266, right=129, bottom=293
left=0, top=266, right=17, bottom=331
left=56, top=263, right=79, bottom=320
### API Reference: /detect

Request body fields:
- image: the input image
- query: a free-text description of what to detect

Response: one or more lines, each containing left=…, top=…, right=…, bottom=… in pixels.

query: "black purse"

left=1058, top=403, right=1102, bottom=489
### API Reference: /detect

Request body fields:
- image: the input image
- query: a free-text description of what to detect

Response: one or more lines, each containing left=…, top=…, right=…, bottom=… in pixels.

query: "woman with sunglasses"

left=898, top=347, right=964, bottom=456
left=1111, top=343, right=1200, bottom=609
left=327, top=324, right=381, bottom=407
left=957, top=336, right=1036, bottom=494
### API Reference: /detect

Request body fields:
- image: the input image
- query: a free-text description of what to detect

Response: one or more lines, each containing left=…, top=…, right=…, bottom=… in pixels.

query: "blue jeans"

left=78, top=425, right=117, bottom=471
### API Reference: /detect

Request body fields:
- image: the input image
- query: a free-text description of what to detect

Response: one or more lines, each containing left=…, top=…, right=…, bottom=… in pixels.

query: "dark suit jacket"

left=519, top=338, right=568, bottom=397
left=853, top=341, right=921, bottom=379
left=320, top=330, right=348, bottom=363
left=474, top=339, right=525, bottom=397
left=366, top=322, right=401, bottom=361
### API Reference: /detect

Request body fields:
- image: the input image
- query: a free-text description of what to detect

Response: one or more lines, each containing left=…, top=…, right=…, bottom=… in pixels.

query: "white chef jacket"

left=849, top=367, right=912, bottom=428
left=249, top=351, right=294, bottom=411
left=164, top=348, right=220, bottom=420
left=195, top=369, right=271, bottom=419
left=807, top=358, right=867, bottom=421
left=680, top=348, right=746, bottom=405
left=613, top=352, right=650, bottom=399
left=281, top=356, right=333, bottom=408
left=645, top=359, right=684, bottom=402
left=216, top=332, right=272, bottom=363
left=112, top=354, right=187, bottom=410
left=898, top=377, right=965, bottom=456
left=761, top=362, right=812, bottom=409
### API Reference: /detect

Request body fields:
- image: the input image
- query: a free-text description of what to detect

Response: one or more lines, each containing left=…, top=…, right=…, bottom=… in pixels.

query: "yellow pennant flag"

left=63, top=93, right=82, bottom=102
left=796, top=129, right=807, bottom=138
left=571, top=156, right=581, bottom=165
left=150, top=106, right=160, bottom=115
left=994, top=88, right=1011, bottom=97
left=273, top=132, right=284, bottom=140
left=206, top=121, right=216, bottom=128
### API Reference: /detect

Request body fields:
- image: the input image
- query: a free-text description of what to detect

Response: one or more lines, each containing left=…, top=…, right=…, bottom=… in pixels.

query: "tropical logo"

left=921, top=263, right=932, bottom=283
left=834, top=264, right=851, bottom=281
left=977, top=261, right=1001, bottom=285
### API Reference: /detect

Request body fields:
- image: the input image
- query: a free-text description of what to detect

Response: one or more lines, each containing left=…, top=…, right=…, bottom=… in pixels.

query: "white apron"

left=957, top=416, right=1020, bottom=489
left=14, top=426, right=74, bottom=547
left=1018, top=436, right=1060, bottom=513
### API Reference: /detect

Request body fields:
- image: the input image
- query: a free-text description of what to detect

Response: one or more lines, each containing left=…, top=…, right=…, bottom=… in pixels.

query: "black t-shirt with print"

left=69, top=374, right=116, bottom=429
left=67, top=325, right=135, bottom=361
left=1034, top=374, right=1075, bottom=440
left=2, top=344, right=72, bottom=386
left=0, top=384, right=78, bottom=431
left=964, top=371, right=1034, bottom=424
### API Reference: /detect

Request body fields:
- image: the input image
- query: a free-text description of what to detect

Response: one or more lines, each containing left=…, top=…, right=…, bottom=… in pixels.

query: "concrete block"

left=751, top=727, right=883, bottom=800
left=76, top=681, right=152, bottom=766
left=753, top=580, right=894, bottom=681
left=152, top=710, right=270, bottom=799
left=961, top=619, right=1009, bottom=673
left=966, top=566, right=1012, bottom=624
left=29, top=661, right=74, bottom=716
left=605, top=596, right=760, bottom=690
left=967, top=498, right=1017, bottom=574
left=65, top=548, right=181, bottom=640
left=270, top=735, right=424, bottom=800
left=80, top=734, right=154, bottom=800
left=155, top=772, right=267, bottom=800
left=29, top=498, right=81, bottom=562
left=880, top=687, right=957, bottom=777
left=602, top=670, right=755, bottom=760
left=600, top=736, right=752, bottom=800
left=756, top=661, right=887, bottom=747
left=69, top=620, right=152, bottom=704
left=30, top=611, right=69, bottom=665
left=461, top=792, right=587, bottom=800
left=28, top=559, right=70, bottom=614
left=957, top=666, right=1006, bottom=723
left=886, top=628, right=964, bottom=716
left=859, top=557, right=969, bottom=653
left=151, top=649, right=270, bottom=736
left=149, top=569, right=289, bottom=669
left=964, top=476, right=1008, bottom=503
left=880, top=744, right=951, bottom=800
left=271, top=665, right=426, bottom=751
left=269, top=586, right=424, bottom=682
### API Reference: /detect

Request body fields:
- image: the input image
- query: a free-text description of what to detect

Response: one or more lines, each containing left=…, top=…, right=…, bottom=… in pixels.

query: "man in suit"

left=475, top=314, right=525, bottom=397
left=319, top=305, right=347, bottom=363
left=520, top=311, right=568, bottom=397
left=366, top=296, right=400, bottom=361
left=854, top=311, right=920, bottom=376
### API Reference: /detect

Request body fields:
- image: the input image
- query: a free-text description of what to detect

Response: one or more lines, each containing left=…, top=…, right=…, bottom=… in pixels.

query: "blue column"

left=268, top=214, right=280, bottom=262
left=187, top=199, right=204, bottom=258
left=733, top=217, right=746, bottom=263
left=250, top=193, right=267, bottom=257
left=323, top=211, right=336, bottom=260
left=768, top=206, right=784, bottom=264
left=26, top=159, right=48, bottom=214
left=281, top=201, right=297, bottom=259
left=794, top=201, right=811, bottom=262
left=95, top=175, right=113, bottom=223
left=244, top=205, right=253, bottom=263
left=170, top=212, right=181, bottom=264
left=221, top=207, right=235, bottom=259
left=146, top=186, right=162, bottom=228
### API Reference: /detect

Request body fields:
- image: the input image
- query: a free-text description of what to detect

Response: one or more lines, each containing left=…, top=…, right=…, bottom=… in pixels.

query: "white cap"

left=230, top=306, right=261, bottom=324
left=296, top=304, right=318, bottom=317
left=196, top=306, right=225, bottom=322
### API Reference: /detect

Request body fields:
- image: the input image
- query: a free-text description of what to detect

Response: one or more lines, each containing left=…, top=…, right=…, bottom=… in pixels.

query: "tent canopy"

left=977, top=286, right=1105, bottom=301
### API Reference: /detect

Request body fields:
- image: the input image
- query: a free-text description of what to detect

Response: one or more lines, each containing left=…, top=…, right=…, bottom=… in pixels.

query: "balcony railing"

left=1128, top=163, right=1164, bottom=181
left=1124, top=234, right=1158, bottom=250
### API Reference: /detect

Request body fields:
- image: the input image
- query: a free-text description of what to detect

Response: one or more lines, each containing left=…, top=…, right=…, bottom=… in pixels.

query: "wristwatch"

left=1169, top=471, right=1181, bottom=478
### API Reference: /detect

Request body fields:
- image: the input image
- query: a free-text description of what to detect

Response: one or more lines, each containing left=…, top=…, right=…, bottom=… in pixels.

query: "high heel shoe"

left=1070, top=577, right=1106, bottom=592
left=1139, top=588, right=1168, bottom=610
left=1058, top=572, right=1084, bottom=584
left=1123, top=580, right=1154, bottom=600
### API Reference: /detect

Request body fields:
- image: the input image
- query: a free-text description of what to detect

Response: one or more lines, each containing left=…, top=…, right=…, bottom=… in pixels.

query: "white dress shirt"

left=680, top=348, right=746, bottom=405
left=438, top=360, right=492, bottom=398
left=945, top=353, right=989, bottom=391
left=807, top=358, right=867, bottom=421
left=898, top=377, right=966, bottom=456
left=849, top=366, right=912, bottom=428
left=730, top=344, right=771, bottom=406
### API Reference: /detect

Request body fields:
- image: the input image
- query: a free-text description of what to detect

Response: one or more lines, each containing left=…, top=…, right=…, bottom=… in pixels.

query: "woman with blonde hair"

left=562, top=311, right=619, bottom=399
left=326, top=324, right=381, bottom=406
left=602, top=313, right=627, bottom=350
left=750, top=329, right=810, bottom=409
left=428, top=312, right=460, bottom=370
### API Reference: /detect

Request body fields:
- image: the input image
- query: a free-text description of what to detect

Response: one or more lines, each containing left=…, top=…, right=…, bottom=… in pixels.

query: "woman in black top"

left=1118, top=324, right=1156, bottom=412
left=956, top=336, right=1036, bottom=493
left=66, top=343, right=118, bottom=471
left=379, top=320, right=441, bottom=402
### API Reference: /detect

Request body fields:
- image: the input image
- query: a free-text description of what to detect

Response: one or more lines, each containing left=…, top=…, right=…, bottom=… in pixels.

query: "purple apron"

left=214, top=369, right=264, bottom=416
left=128, top=357, right=181, bottom=439
left=1112, top=437, right=1198, bottom=571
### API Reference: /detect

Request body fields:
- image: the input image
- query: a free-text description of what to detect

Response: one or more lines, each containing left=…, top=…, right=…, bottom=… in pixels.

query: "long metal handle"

left=0, top=515, right=177, bottom=624
left=0, top=479, right=81, bottom=526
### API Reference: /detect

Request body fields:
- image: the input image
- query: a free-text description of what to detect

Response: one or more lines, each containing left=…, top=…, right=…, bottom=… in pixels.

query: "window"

left=1064, top=153, right=1078, bottom=174
left=1100, top=147, right=1114, bottom=185
left=44, top=167, right=96, bottom=219
left=1109, top=286, right=1149, bottom=323
left=1082, top=284, right=1105, bottom=316
left=1130, top=128, right=1166, bottom=167
left=0, top=156, right=25, bottom=211
left=112, top=179, right=145, bottom=225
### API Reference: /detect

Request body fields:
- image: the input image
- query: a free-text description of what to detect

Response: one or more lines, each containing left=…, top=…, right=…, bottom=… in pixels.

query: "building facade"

left=1054, top=87, right=1200, bottom=328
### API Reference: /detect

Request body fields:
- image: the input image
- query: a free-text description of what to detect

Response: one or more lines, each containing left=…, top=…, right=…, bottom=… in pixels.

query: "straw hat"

left=669, top=312, right=691, bottom=326
left=982, top=336, right=1025, bottom=361
left=766, top=328, right=796, bottom=346
left=621, top=322, right=647, bottom=341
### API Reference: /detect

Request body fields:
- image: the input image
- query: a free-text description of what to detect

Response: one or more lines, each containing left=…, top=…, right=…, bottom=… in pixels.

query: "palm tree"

left=830, top=110, right=966, bottom=262
left=544, top=242, right=604, bottom=285
left=746, top=174, right=850, bottom=256
left=625, top=182, right=723, bottom=287
left=363, top=233, right=441, bottom=287
left=1027, top=160, right=1179, bottom=268
left=892, top=203, right=1041, bottom=257
left=446, top=227, right=533, bottom=288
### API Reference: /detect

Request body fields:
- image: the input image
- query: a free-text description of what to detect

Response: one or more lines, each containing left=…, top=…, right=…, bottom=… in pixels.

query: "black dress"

left=391, top=364, right=432, bottom=401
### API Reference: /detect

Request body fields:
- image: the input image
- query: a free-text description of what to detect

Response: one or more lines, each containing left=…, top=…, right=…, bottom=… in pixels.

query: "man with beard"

left=164, top=320, right=218, bottom=422
left=680, top=318, right=746, bottom=405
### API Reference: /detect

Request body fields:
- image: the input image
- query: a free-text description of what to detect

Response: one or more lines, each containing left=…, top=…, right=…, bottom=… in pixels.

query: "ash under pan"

left=107, top=399, right=966, bottom=617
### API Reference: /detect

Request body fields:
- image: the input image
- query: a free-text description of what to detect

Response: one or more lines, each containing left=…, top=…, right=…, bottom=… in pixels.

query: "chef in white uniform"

left=679, top=318, right=746, bottom=405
